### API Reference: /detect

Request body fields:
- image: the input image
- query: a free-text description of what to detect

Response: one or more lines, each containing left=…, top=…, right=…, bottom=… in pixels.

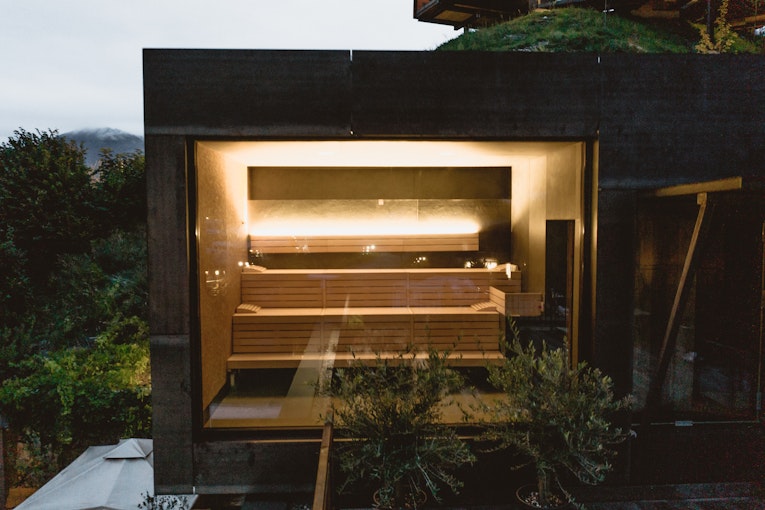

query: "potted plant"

left=326, top=348, right=475, bottom=509
left=480, top=322, right=632, bottom=509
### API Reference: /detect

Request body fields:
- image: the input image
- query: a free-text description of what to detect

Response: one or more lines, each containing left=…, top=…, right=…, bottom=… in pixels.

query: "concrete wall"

left=145, top=134, right=194, bottom=494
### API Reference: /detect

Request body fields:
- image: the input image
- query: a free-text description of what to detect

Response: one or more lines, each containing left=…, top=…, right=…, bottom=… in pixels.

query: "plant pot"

left=515, top=484, right=572, bottom=509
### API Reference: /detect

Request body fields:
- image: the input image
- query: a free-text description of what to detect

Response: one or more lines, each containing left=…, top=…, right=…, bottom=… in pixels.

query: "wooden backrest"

left=408, top=271, right=492, bottom=307
left=241, top=271, right=323, bottom=308
left=241, top=267, right=520, bottom=309
left=324, top=272, right=408, bottom=307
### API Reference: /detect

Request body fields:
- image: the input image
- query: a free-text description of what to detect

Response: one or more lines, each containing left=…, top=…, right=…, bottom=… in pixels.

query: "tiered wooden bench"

left=227, top=267, right=542, bottom=370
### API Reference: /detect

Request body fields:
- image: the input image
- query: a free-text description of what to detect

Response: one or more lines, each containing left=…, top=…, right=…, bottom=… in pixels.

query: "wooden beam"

left=731, top=13, right=765, bottom=28
left=643, top=177, right=742, bottom=198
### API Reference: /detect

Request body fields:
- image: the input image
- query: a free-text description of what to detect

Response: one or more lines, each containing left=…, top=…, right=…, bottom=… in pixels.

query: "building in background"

left=413, top=0, right=765, bottom=39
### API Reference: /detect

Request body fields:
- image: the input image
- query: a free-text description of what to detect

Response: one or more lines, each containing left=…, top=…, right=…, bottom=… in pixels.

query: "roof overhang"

left=414, top=0, right=529, bottom=29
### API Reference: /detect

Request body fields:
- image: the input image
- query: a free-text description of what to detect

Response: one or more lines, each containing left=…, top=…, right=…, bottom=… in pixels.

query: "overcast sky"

left=0, top=0, right=459, bottom=141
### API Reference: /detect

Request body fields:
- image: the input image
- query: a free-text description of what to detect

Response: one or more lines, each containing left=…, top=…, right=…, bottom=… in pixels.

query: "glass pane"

left=201, top=163, right=514, bottom=429
left=633, top=197, right=762, bottom=421
left=195, top=141, right=586, bottom=430
left=514, top=220, right=573, bottom=354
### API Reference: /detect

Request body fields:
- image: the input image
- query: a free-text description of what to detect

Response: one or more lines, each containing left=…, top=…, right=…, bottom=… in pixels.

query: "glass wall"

left=633, top=194, right=764, bottom=422
left=194, top=140, right=586, bottom=430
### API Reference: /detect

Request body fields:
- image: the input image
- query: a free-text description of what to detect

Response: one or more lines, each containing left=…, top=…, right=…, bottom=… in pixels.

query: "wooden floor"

left=206, top=366, right=502, bottom=429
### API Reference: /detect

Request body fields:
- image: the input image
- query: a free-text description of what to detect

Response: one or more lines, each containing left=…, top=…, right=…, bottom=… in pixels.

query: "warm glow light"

left=249, top=218, right=480, bottom=237
left=199, top=140, right=576, bottom=168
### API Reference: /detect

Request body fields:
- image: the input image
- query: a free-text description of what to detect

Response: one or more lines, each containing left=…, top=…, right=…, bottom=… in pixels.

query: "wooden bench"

left=227, top=267, right=538, bottom=370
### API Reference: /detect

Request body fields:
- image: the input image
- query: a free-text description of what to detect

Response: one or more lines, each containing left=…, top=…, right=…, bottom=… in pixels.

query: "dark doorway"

left=546, top=220, right=575, bottom=345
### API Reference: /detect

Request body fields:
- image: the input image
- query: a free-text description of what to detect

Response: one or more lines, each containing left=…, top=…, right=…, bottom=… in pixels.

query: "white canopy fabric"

left=14, top=438, right=183, bottom=510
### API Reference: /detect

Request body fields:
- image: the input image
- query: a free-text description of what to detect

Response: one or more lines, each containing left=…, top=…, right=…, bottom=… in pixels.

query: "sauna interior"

left=194, top=140, right=586, bottom=429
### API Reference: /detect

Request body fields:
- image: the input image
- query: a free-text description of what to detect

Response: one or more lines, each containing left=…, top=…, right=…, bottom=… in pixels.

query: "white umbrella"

left=14, top=438, right=176, bottom=510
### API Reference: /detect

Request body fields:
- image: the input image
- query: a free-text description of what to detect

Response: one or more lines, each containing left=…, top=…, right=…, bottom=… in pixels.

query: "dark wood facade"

left=144, top=50, right=765, bottom=496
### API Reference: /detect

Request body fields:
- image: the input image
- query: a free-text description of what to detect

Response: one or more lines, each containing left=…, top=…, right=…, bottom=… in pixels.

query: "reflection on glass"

left=632, top=199, right=761, bottom=422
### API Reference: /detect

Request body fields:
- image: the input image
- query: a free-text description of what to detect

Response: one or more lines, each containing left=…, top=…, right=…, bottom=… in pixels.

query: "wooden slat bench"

left=489, top=286, right=544, bottom=317
left=228, top=267, right=533, bottom=370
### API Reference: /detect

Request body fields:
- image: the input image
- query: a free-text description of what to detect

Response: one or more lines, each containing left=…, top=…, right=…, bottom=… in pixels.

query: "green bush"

left=0, top=319, right=151, bottom=482
left=40, top=228, right=148, bottom=349
left=327, top=349, right=475, bottom=509
left=480, top=321, right=631, bottom=507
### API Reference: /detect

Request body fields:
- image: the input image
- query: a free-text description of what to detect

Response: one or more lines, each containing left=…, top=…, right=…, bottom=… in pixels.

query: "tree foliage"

left=0, top=129, right=96, bottom=274
left=480, top=322, right=631, bottom=508
left=91, top=148, right=146, bottom=232
left=0, top=319, right=151, bottom=483
left=0, top=128, right=150, bottom=486
left=40, top=228, right=148, bottom=350
left=0, top=225, right=32, bottom=325
left=695, top=0, right=737, bottom=53
left=328, top=349, right=475, bottom=508
left=0, top=129, right=147, bottom=354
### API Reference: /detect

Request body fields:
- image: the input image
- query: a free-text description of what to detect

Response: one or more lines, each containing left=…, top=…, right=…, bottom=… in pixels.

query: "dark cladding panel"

left=591, top=190, right=636, bottom=396
left=351, top=51, right=599, bottom=138
left=599, top=55, right=765, bottom=189
left=193, top=441, right=319, bottom=493
left=145, top=135, right=189, bottom=335
left=143, top=49, right=352, bottom=136
left=151, top=335, right=194, bottom=494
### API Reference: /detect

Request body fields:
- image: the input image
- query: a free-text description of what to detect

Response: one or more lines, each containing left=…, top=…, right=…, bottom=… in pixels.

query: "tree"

left=40, top=228, right=148, bottom=349
left=91, top=148, right=146, bottom=233
left=0, top=129, right=147, bottom=352
left=0, top=129, right=96, bottom=280
left=0, top=225, right=31, bottom=326
left=480, top=323, right=631, bottom=508
left=0, top=129, right=150, bottom=486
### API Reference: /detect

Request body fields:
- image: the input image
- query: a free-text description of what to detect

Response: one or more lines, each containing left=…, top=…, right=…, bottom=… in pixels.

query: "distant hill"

left=63, top=128, right=144, bottom=167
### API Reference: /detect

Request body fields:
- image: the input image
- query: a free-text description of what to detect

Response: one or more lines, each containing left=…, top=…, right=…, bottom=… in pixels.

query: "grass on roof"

left=436, top=7, right=762, bottom=53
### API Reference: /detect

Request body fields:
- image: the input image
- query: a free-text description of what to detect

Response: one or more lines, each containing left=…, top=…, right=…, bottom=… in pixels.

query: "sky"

left=0, top=0, right=460, bottom=141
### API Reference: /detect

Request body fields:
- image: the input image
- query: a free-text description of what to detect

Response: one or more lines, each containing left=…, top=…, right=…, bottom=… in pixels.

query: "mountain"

left=63, top=128, right=144, bottom=167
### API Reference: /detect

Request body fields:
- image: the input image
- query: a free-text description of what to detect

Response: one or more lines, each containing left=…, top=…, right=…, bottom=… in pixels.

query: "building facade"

left=144, top=50, right=765, bottom=497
